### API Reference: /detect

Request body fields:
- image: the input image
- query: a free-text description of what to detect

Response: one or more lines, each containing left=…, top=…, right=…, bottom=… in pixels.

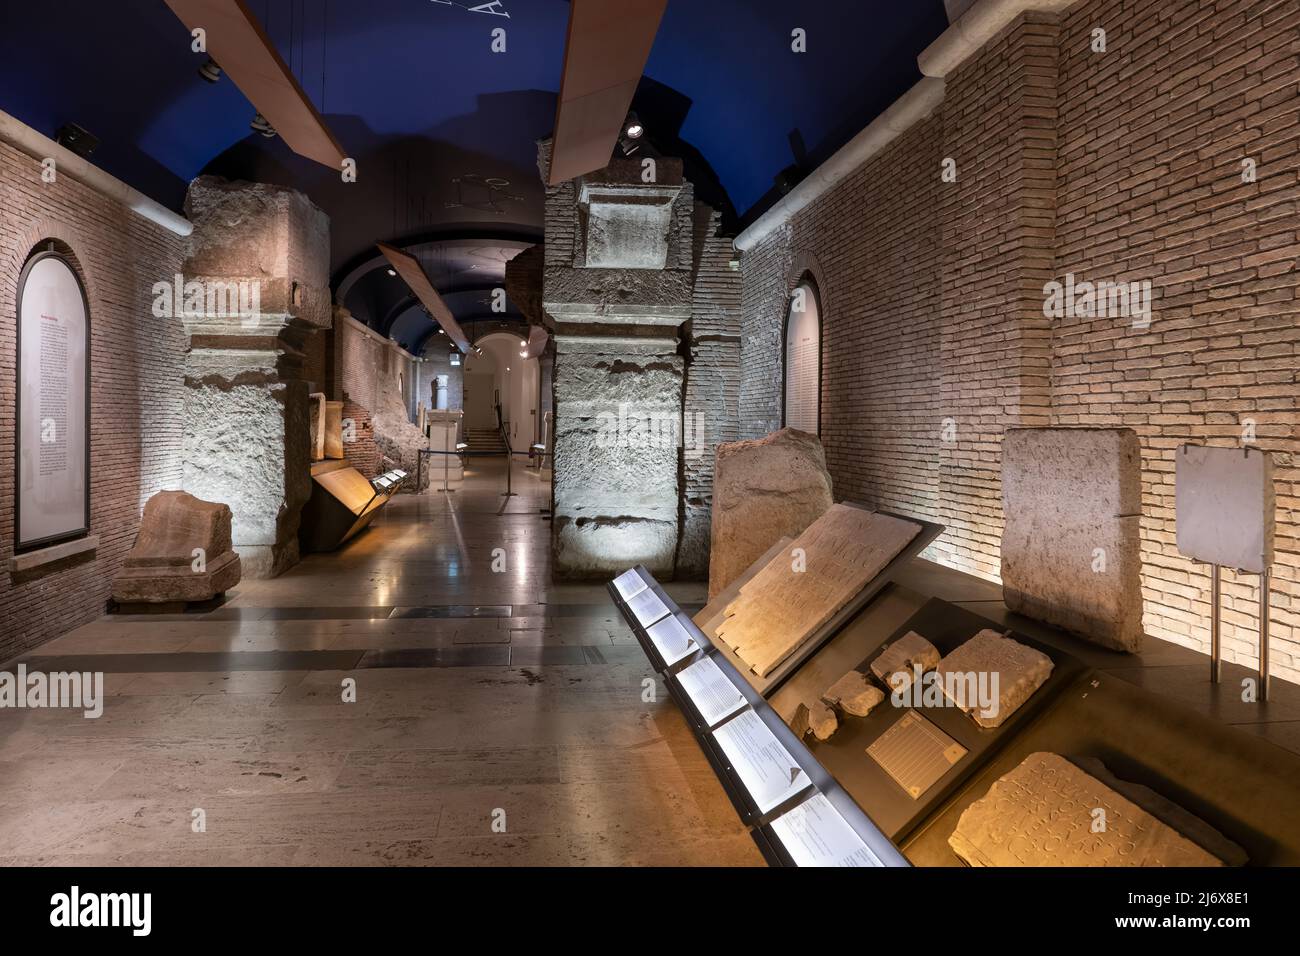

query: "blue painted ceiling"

left=0, top=0, right=949, bottom=341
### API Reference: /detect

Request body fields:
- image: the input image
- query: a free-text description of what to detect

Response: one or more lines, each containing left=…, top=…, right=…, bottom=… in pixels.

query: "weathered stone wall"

left=180, top=177, right=330, bottom=579
left=0, top=139, right=186, bottom=660
left=736, top=0, right=1300, bottom=680
left=335, top=310, right=427, bottom=486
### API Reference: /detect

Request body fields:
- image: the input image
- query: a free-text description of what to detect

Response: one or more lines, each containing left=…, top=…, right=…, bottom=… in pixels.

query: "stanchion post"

left=1259, top=566, right=1271, bottom=703
left=1210, top=563, right=1221, bottom=684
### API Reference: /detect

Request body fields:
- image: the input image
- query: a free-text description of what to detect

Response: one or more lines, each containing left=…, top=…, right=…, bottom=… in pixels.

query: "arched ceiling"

left=0, top=0, right=950, bottom=324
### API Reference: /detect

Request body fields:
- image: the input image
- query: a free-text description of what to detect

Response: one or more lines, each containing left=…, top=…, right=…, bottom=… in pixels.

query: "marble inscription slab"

left=949, top=752, right=1224, bottom=867
left=935, top=629, right=1053, bottom=729
left=715, top=505, right=920, bottom=677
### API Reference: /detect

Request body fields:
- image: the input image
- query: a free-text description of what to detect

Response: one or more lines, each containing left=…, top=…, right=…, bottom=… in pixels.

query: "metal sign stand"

left=1207, top=562, right=1270, bottom=703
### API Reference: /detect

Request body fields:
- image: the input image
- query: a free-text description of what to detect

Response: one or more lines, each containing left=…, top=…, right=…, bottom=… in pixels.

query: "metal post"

left=1210, top=563, right=1221, bottom=684
left=1259, top=566, right=1271, bottom=703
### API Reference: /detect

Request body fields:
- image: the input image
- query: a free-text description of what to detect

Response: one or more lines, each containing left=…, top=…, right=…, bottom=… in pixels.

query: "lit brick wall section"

left=335, top=313, right=419, bottom=475
left=679, top=204, right=742, bottom=575
left=1050, top=0, right=1300, bottom=676
left=0, top=141, right=185, bottom=661
left=935, top=14, right=1059, bottom=578
left=736, top=1, right=1300, bottom=682
left=739, top=114, right=949, bottom=539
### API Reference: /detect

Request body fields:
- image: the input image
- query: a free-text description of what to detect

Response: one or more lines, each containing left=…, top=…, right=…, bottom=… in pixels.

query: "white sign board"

left=770, top=793, right=883, bottom=867
left=676, top=655, right=747, bottom=727
left=612, top=568, right=648, bottom=601
left=16, top=253, right=89, bottom=550
left=626, top=587, right=670, bottom=627
left=645, top=612, right=700, bottom=666
left=1175, top=444, right=1274, bottom=573
left=712, top=709, right=809, bottom=814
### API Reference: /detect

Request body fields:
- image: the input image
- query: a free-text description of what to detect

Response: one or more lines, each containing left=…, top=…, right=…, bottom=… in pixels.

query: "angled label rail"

left=608, top=567, right=909, bottom=867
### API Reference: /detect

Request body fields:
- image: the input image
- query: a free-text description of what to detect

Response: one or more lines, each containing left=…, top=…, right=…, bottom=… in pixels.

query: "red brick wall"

left=0, top=141, right=185, bottom=661
left=738, top=1, right=1300, bottom=682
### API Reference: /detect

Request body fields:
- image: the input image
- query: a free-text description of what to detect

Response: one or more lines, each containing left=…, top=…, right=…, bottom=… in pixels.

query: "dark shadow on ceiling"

left=628, top=78, right=737, bottom=233
left=200, top=90, right=556, bottom=271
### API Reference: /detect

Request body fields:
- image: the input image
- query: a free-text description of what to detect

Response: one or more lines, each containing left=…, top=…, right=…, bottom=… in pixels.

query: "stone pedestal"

left=427, top=410, right=464, bottom=489
left=180, top=177, right=330, bottom=578
left=542, top=155, right=694, bottom=579
left=112, top=491, right=241, bottom=604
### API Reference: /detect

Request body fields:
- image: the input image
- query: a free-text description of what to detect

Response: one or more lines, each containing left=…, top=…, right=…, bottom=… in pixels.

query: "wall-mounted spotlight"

left=250, top=113, right=277, bottom=138
left=618, top=111, right=645, bottom=157
left=387, top=268, right=397, bottom=276
left=198, top=58, right=222, bottom=83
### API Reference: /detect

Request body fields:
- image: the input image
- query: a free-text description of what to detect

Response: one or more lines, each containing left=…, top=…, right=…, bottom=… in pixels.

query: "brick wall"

left=0, top=141, right=185, bottom=661
left=737, top=0, right=1300, bottom=682
left=679, top=204, right=742, bottom=575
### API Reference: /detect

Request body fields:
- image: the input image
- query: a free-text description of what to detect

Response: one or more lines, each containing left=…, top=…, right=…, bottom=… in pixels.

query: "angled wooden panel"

left=548, top=0, right=668, bottom=185
left=376, top=242, right=470, bottom=352
left=163, top=0, right=346, bottom=170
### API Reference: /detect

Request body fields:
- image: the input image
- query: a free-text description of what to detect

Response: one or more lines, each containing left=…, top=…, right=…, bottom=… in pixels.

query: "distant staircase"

left=464, top=426, right=508, bottom=455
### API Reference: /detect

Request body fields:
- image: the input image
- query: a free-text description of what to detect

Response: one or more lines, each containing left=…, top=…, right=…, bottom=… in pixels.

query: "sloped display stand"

left=299, top=460, right=399, bottom=553
left=612, top=570, right=1300, bottom=867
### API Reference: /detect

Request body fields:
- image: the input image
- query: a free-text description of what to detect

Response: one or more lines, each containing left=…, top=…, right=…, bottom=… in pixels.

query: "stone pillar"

left=180, top=176, right=331, bottom=578
left=542, top=153, right=694, bottom=579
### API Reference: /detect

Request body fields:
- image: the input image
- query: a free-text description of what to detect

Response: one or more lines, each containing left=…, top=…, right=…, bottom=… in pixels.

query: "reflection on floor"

left=0, top=459, right=763, bottom=866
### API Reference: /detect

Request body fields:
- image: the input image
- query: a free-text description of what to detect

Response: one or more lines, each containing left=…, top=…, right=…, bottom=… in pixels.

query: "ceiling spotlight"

left=438, top=328, right=445, bottom=334
left=250, top=112, right=276, bottom=138
left=198, top=58, right=222, bottom=84
left=387, top=268, right=397, bottom=276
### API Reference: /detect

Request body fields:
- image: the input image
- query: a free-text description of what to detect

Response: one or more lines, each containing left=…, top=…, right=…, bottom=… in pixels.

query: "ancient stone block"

left=1001, top=427, right=1144, bottom=653
left=551, top=335, right=683, bottom=578
left=949, top=753, right=1226, bottom=867
left=178, top=178, right=331, bottom=578
left=111, top=491, right=241, bottom=603
left=935, top=629, right=1053, bottom=729
left=708, top=427, right=834, bottom=598
left=821, top=670, right=884, bottom=717
left=791, top=700, right=837, bottom=741
left=716, top=505, right=920, bottom=677
left=183, top=176, right=331, bottom=329
left=871, top=630, right=941, bottom=693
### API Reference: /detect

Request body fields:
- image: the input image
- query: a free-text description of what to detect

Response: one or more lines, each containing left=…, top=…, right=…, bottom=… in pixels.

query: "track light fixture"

left=618, top=111, right=645, bottom=157
left=198, top=58, right=222, bottom=84
left=250, top=113, right=277, bottom=138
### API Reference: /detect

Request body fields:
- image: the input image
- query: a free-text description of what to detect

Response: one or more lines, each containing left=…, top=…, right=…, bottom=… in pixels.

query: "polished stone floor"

left=0, top=459, right=763, bottom=866
left=5, top=458, right=1297, bottom=867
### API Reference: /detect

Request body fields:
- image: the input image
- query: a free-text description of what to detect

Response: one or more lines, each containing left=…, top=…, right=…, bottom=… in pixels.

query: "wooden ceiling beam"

left=377, top=242, right=471, bottom=353
left=163, top=0, right=347, bottom=170
left=548, top=0, right=668, bottom=185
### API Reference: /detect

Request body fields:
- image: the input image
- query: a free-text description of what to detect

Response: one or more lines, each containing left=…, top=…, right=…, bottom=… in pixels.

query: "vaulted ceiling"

left=0, top=0, right=949, bottom=347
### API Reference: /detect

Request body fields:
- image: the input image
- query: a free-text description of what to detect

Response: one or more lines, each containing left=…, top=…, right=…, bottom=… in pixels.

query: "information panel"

left=769, top=793, right=883, bottom=867
left=645, top=613, right=700, bottom=666
left=613, top=568, right=648, bottom=601
left=16, top=252, right=89, bottom=550
left=627, top=587, right=670, bottom=627
left=676, top=655, right=747, bottom=727
left=712, top=709, right=810, bottom=814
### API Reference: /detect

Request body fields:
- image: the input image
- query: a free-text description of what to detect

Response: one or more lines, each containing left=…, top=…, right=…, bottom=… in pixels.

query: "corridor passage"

left=0, top=460, right=760, bottom=866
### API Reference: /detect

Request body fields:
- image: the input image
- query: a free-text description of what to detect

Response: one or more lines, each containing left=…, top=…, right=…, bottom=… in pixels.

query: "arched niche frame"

left=781, top=251, right=829, bottom=436
left=13, top=237, right=92, bottom=551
